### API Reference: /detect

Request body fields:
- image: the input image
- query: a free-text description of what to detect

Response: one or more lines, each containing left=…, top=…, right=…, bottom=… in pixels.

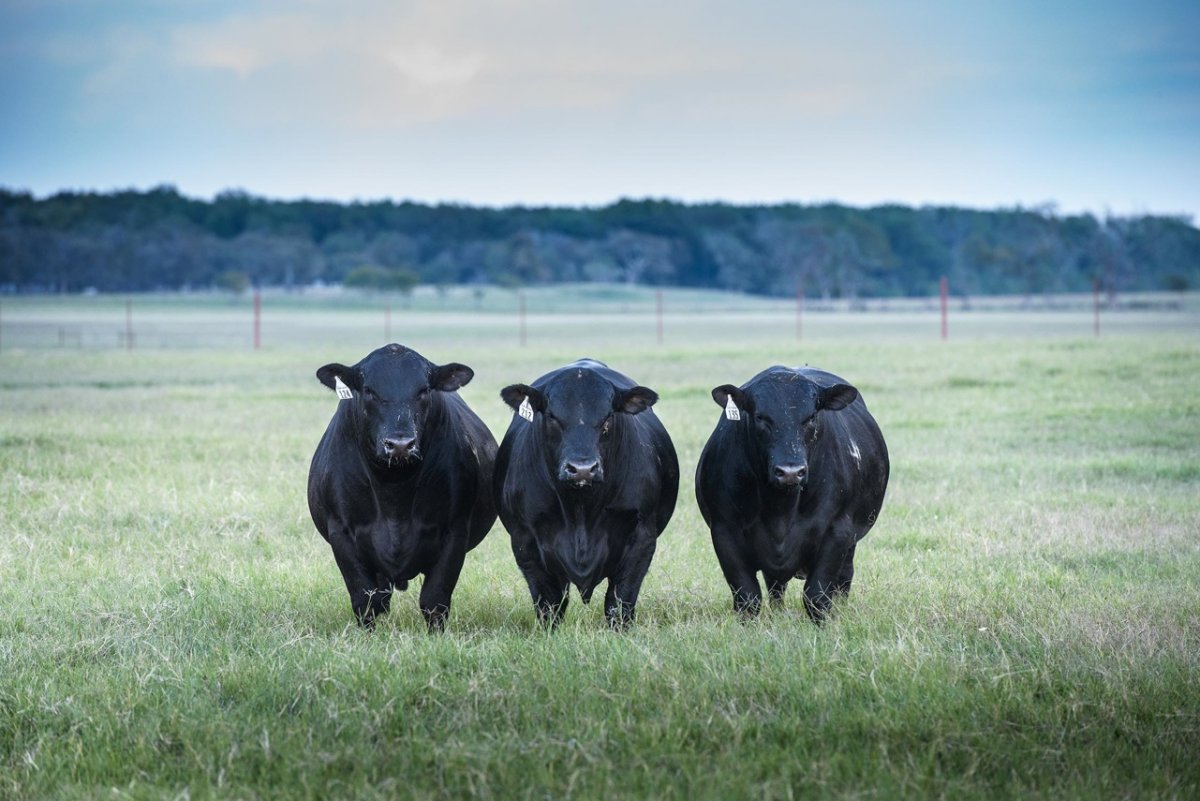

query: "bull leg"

left=418, top=534, right=467, bottom=633
left=328, top=532, right=388, bottom=628
left=832, top=542, right=857, bottom=597
left=765, top=575, right=790, bottom=609
left=511, top=536, right=569, bottom=628
left=604, top=532, right=657, bottom=630
left=710, top=524, right=762, bottom=619
left=803, top=524, right=856, bottom=624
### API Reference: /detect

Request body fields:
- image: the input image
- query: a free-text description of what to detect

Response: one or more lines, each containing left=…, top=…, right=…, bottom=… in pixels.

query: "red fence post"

left=1093, top=279, right=1100, bottom=337
left=939, top=276, right=948, bottom=341
left=656, top=290, right=664, bottom=345
left=125, top=298, right=134, bottom=351
left=253, top=290, right=262, bottom=350
left=519, top=291, right=527, bottom=347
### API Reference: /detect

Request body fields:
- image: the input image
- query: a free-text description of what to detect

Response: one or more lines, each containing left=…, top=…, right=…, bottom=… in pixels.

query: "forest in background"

left=2, top=186, right=1198, bottom=298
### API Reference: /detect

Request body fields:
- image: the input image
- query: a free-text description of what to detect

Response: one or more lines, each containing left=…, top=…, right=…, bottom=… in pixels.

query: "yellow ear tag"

left=724, top=394, right=740, bottom=421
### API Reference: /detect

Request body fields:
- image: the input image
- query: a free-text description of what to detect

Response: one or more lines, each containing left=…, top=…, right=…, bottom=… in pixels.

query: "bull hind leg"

left=832, top=542, right=857, bottom=597
left=533, top=583, right=570, bottom=628
left=765, top=575, right=790, bottom=609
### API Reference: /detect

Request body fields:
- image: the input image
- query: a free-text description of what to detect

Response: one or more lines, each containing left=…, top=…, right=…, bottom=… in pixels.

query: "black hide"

left=307, top=344, right=497, bottom=631
left=494, top=359, right=679, bottom=629
left=696, top=365, right=889, bottom=622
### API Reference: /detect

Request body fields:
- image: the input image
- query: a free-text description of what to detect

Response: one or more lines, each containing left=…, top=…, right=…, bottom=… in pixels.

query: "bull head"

left=712, top=373, right=857, bottom=490
left=318, top=344, right=473, bottom=470
left=502, top=372, right=657, bottom=487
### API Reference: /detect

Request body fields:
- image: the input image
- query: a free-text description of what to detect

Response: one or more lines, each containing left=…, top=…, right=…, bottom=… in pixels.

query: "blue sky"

left=2, top=0, right=1198, bottom=219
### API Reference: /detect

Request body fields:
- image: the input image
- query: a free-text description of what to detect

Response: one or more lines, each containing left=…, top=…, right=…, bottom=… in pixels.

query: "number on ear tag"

left=724, top=394, right=740, bottom=421
left=334, top=376, right=353, bottom=400
left=518, top=396, right=534, bottom=422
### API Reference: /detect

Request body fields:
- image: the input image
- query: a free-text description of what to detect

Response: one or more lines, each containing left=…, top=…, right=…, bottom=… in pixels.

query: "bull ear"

left=500, top=383, right=545, bottom=413
left=711, top=384, right=752, bottom=413
left=431, top=362, right=474, bottom=392
left=615, top=386, right=658, bottom=415
left=817, top=383, right=858, bottom=411
left=316, top=363, right=360, bottom=392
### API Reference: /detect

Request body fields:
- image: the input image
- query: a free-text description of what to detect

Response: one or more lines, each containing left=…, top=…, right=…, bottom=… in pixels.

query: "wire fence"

left=0, top=287, right=1196, bottom=354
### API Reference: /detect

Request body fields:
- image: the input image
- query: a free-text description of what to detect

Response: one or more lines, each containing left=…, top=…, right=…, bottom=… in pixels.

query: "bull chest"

left=747, top=502, right=823, bottom=574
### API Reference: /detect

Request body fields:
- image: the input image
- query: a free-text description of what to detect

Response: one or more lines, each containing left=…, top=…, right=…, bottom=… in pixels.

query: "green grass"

left=1, top=293, right=1199, bottom=799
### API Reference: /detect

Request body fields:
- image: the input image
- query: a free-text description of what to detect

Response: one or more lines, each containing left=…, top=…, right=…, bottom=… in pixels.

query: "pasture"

left=1, top=288, right=1198, bottom=799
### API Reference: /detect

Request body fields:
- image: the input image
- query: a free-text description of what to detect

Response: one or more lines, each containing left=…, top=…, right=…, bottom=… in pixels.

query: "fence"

left=0, top=287, right=1195, bottom=354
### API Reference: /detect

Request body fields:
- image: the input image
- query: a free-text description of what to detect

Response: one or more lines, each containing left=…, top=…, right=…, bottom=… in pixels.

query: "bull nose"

left=383, top=436, right=417, bottom=457
left=773, top=463, right=808, bottom=486
left=563, top=459, right=601, bottom=483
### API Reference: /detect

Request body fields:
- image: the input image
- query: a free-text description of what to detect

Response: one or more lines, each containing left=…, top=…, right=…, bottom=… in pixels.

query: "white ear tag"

left=334, top=376, right=353, bottom=400
left=724, top=394, right=741, bottom=421
left=518, top=396, right=534, bottom=422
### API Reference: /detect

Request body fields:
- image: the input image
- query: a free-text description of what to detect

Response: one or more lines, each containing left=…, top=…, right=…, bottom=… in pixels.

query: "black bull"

left=307, top=344, right=497, bottom=631
left=696, top=366, right=889, bottom=622
left=493, top=359, right=680, bottom=628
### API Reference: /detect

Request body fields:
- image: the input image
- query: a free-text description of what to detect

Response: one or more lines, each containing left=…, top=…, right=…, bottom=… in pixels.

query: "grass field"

left=1, top=290, right=1198, bottom=799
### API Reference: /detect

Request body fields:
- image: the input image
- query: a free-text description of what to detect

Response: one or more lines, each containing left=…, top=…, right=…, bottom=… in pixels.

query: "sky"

left=1, top=0, right=1198, bottom=220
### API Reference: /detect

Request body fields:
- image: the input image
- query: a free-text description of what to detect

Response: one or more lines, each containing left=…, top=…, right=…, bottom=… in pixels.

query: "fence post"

left=253, top=290, right=262, bottom=350
left=1093, top=279, right=1100, bottom=337
left=385, top=302, right=392, bottom=343
left=125, top=298, right=134, bottom=351
left=656, top=290, right=664, bottom=345
left=519, top=291, right=527, bottom=347
left=939, top=276, right=948, bottom=341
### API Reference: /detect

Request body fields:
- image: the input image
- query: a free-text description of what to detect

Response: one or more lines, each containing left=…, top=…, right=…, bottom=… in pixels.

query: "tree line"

left=2, top=185, right=1197, bottom=298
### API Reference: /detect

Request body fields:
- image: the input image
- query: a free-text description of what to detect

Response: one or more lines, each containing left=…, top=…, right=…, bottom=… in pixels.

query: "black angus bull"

left=696, top=365, right=888, bottom=622
left=307, top=344, right=497, bottom=631
left=494, top=359, right=679, bottom=629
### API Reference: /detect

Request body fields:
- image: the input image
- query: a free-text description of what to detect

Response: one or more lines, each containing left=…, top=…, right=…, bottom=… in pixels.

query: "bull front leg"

left=803, top=523, right=857, bottom=624
left=510, top=531, right=569, bottom=628
left=328, top=526, right=390, bottom=628
left=604, top=528, right=657, bottom=630
left=418, top=531, right=468, bottom=633
left=710, top=522, right=763, bottom=620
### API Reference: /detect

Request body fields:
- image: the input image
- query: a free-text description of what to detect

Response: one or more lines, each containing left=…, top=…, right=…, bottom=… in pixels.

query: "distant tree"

left=343, top=264, right=420, bottom=300
left=702, top=230, right=760, bottom=292
left=4, top=186, right=1199, bottom=298
left=606, top=229, right=676, bottom=285
left=215, top=270, right=250, bottom=294
left=380, top=266, right=420, bottom=297
left=343, top=264, right=392, bottom=290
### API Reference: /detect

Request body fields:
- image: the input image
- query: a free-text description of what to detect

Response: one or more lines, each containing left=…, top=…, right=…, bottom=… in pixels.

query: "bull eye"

left=601, top=416, right=612, bottom=435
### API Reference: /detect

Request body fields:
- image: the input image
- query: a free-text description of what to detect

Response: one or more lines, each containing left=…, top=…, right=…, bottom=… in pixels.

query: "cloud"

left=3, top=0, right=1197, bottom=216
left=385, top=44, right=483, bottom=88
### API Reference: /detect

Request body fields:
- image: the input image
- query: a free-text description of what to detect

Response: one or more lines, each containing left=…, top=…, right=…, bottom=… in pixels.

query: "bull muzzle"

left=772, top=462, right=808, bottom=488
left=560, top=458, right=603, bottom=487
left=381, top=435, right=420, bottom=465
